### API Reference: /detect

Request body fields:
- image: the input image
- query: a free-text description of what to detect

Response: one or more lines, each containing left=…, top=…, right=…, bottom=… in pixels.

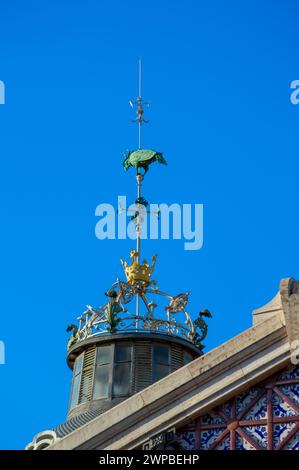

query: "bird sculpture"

left=123, top=149, right=167, bottom=176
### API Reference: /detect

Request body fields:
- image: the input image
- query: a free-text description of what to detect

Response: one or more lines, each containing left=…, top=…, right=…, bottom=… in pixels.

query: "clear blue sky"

left=0, top=0, right=299, bottom=449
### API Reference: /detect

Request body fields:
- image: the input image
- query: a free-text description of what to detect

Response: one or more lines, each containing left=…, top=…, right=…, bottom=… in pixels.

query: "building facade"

left=26, top=277, right=299, bottom=450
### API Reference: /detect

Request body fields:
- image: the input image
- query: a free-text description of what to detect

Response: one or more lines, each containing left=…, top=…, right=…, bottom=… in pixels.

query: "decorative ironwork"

left=176, top=365, right=299, bottom=450
left=67, top=269, right=211, bottom=349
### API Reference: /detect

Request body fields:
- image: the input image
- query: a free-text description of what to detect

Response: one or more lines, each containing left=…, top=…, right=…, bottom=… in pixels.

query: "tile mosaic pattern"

left=177, top=365, right=299, bottom=450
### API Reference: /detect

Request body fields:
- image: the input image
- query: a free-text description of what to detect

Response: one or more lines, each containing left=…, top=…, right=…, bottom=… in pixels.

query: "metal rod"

left=135, top=60, right=145, bottom=327
left=138, top=121, right=141, bottom=149
left=135, top=173, right=143, bottom=328
left=136, top=173, right=143, bottom=265
left=139, top=59, right=142, bottom=97
left=138, top=59, right=142, bottom=149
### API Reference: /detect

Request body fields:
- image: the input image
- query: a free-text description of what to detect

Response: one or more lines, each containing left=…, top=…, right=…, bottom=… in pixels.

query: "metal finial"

left=130, top=59, right=150, bottom=149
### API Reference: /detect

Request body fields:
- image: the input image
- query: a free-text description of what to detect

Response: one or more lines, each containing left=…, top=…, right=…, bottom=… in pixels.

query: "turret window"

left=113, top=344, right=132, bottom=397
left=69, top=353, right=84, bottom=410
left=93, top=345, right=113, bottom=399
left=153, top=344, right=170, bottom=381
left=183, top=351, right=193, bottom=365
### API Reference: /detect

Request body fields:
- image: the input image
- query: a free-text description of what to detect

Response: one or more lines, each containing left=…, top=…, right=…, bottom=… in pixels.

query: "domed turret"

left=65, top=253, right=210, bottom=419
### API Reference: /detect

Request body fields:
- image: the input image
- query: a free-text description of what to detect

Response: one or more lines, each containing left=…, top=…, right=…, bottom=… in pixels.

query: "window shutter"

left=79, top=347, right=96, bottom=404
left=170, top=344, right=184, bottom=372
left=133, top=342, right=152, bottom=392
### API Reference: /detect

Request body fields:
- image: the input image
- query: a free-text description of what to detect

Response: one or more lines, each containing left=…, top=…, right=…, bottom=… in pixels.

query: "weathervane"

left=129, top=59, right=150, bottom=149
left=124, top=60, right=167, bottom=322
left=67, top=61, right=212, bottom=350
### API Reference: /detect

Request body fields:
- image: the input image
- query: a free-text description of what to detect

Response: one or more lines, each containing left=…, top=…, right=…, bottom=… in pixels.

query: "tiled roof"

left=53, top=406, right=104, bottom=438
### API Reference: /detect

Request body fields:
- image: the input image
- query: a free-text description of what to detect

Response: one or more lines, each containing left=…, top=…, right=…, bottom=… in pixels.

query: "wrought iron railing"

left=67, top=280, right=211, bottom=351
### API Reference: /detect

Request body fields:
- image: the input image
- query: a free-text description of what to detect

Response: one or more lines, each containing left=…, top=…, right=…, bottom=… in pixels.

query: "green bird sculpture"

left=123, top=149, right=167, bottom=176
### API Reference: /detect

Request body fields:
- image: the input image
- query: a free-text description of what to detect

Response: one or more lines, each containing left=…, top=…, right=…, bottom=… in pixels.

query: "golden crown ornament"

left=120, top=249, right=157, bottom=287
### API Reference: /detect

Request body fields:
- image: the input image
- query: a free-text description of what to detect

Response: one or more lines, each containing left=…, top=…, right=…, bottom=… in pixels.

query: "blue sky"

left=0, top=0, right=299, bottom=449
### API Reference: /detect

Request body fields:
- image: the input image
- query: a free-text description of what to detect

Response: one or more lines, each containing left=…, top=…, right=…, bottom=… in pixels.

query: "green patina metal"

left=66, top=324, right=79, bottom=350
left=190, top=309, right=213, bottom=350
left=123, top=149, right=167, bottom=176
left=105, top=289, right=123, bottom=334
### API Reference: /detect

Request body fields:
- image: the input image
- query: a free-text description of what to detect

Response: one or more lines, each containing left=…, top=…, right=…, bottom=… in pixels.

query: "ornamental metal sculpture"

left=66, top=274, right=212, bottom=350
left=123, top=149, right=167, bottom=175
left=67, top=60, right=212, bottom=350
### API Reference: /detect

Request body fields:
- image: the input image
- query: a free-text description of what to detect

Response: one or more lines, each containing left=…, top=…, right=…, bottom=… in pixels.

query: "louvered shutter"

left=78, top=347, right=96, bottom=404
left=170, top=344, right=184, bottom=372
left=133, top=342, right=152, bottom=392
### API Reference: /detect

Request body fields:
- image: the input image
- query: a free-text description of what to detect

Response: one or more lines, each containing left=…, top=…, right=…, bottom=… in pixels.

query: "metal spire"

left=66, top=61, right=212, bottom=352
left=129, top=61, right=151, bottom=263
left=129, top=60, right=151, bottom=324
left=130, top=59, right=150, bottom=149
